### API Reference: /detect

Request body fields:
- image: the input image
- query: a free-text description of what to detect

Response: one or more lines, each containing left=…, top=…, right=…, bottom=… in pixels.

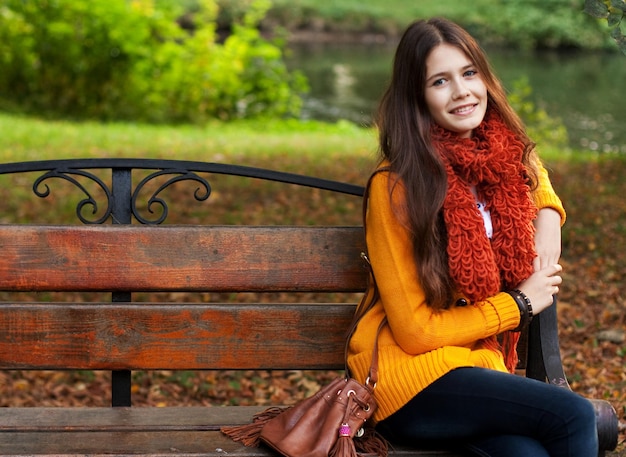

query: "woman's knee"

left=570, top=395, right=597, bottom=437
left=542, top=391, right=598, bottom=456
left=559, top=392, right=597, bottom=432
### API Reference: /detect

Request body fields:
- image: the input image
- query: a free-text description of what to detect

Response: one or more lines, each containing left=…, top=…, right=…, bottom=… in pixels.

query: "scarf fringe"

left=482, top=331, right=522, bottom=373
left=502, top=331, right=522, bottom=373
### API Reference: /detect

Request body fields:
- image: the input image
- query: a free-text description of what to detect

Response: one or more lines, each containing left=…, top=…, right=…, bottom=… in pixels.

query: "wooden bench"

left=0, top=159, right=618, bottom=456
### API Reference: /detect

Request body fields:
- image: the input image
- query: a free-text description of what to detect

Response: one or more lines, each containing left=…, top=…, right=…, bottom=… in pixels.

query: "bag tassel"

left=329, top=393, right=361, bottom=457
left=220, top=406, right=287, bottom=447
left=329, top=423, right=358, bottom=457
left=355, top=427, right=389, bottom=457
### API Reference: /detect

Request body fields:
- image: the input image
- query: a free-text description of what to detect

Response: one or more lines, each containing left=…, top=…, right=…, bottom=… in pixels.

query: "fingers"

left=517, top=264, right=563, bottom=314
left=547, top=264, right=562, bottom=295
left=541, top=263, right=562, bottom=277
left=551, top=263, right=562, bottom=283
left=550, top=263, right=563, bottom=274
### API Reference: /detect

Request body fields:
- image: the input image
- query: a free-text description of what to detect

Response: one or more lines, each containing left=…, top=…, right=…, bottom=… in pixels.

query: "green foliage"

left=473, top=0, right=609, bottom=50
left=263, top=0, right=613, bottom=51
left=584, top=0, right=626, bottom=55
left=264, top=0, right=495, bottom=36
left=507, top=77, right=569, bottom=150
left=0, top=0, right=307, bottom=123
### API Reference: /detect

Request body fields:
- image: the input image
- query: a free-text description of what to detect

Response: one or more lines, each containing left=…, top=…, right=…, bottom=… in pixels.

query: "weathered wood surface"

left=0, top=225, right=367, bottom=292
left=0, top=303, right=355, bottom=370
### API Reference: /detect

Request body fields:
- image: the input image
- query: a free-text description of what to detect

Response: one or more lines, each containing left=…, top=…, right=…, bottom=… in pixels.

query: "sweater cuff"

left=481, top=292, right=521, bottom=334
left=533, top=189, right=566, bottom=226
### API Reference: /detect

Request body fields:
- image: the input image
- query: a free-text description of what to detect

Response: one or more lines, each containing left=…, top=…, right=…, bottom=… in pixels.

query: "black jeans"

left=376, top=367, right=598, bottom=457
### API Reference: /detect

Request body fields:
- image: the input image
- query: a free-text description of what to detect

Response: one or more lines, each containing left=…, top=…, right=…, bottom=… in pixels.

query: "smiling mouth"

left=451, top=104, right=477, bottom=115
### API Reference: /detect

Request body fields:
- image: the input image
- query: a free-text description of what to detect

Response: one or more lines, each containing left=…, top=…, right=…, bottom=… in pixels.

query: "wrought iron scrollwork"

left=4, top=158, right=360, bottom=225
left=131, top=169, right=211, bottom=225
left=33, top=168, right=112, bottom=224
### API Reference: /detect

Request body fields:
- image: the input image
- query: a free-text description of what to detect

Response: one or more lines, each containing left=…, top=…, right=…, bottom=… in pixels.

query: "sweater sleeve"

left=533, top=159, right=566, bottom=225
left=366, top=171, right=521, bottom=356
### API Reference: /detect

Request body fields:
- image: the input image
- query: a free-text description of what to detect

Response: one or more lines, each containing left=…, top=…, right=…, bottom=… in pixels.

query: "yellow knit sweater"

left=347, top=161, right=566, bottom=423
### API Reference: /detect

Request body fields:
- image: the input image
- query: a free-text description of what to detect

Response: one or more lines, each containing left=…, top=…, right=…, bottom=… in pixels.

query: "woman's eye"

left=433, top=78, right=445, bottom=86
left=464, top=69, right=478, bottom=77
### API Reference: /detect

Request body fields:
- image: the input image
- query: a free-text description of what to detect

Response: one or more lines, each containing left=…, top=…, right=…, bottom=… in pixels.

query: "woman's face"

left=424, top=43, right=488, bottom=138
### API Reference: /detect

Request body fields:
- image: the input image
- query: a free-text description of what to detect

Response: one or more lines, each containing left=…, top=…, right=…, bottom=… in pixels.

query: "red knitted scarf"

left=432, top=112, right=537, bottom=372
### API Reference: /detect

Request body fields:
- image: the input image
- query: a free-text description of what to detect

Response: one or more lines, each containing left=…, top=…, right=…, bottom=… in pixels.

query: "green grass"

left=0, top=113, right=377, bottom=166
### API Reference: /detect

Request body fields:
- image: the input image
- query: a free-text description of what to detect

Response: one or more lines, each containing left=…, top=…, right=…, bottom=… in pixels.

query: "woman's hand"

left=516, top=264, right=562, bottom=315
left=533, top=208, right=562, bottom=271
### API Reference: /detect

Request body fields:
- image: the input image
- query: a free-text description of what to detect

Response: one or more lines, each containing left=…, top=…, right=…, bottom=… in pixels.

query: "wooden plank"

left=0, top=430, right=281, bottom=456
left=0, top=303, right=356, bottom=370
left=0, top=225, right=367, bottom=292
left=0, top=431, right=461, bottom=456
left=0, top=406, right=266, bottom=431
left=0, top=407, right=461, bottom=456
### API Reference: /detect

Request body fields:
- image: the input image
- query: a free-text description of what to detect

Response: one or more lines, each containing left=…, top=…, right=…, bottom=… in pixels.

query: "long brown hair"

left=375, top=17, right=539, bottom=309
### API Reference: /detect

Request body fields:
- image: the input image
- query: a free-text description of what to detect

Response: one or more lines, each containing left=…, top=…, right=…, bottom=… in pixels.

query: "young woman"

left=347, top=18, right=598, bottom=457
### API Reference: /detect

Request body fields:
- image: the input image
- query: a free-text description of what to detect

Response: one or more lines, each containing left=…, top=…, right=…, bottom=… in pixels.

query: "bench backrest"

left=0, top=159, right=372, bottom=405
left=0, top=224, right=366, bottom=371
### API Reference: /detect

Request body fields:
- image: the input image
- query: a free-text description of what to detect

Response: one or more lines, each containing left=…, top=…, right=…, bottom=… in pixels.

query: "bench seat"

left=0, top=407, right=462, bottom=456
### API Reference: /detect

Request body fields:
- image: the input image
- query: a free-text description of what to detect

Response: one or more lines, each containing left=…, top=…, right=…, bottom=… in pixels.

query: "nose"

left=453, top=80, right=470, bottom=100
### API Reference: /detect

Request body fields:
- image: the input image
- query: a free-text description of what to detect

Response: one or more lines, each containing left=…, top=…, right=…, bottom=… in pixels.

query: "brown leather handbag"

left=260, top=376, right=379, bottom=457
left=220, top=311, right=387, bottom=457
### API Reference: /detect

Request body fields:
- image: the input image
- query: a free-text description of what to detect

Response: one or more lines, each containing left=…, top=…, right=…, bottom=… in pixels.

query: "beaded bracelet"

left=513, top=289, right=533, bottom=323
left=507, top=289, right=533, bottom=331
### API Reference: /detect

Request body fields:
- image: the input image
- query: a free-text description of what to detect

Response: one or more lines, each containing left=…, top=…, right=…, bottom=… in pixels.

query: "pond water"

left=286, top=43, right=626, bottom=153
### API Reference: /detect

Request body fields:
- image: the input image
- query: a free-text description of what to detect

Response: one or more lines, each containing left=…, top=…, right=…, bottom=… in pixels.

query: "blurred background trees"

left=0, top=0, right=306, bottom=123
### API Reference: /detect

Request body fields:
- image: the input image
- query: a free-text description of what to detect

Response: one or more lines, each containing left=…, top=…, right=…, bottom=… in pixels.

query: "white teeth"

left=453, top=105, right=474, bottom=114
